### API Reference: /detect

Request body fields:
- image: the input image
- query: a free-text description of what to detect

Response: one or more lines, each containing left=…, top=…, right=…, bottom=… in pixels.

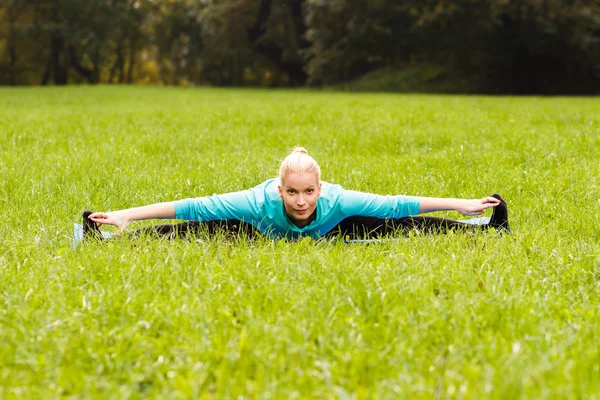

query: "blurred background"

left=1, top=0, right=599, bottom=94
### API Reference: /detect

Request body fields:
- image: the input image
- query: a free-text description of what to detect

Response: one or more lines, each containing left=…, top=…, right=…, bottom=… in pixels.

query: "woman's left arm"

left=418, top=196, right=500, bottom=216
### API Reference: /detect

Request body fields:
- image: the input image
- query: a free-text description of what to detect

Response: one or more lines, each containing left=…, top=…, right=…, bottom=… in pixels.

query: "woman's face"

left=278, top=172, right=321, bottom=228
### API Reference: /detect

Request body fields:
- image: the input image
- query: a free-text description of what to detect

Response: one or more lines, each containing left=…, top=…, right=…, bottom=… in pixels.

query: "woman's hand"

left=88, top=211, right=130, bottom=235
left=418, top=196, right=501, bottom=216
left=86, top=203, right=176, bottom=236
left=455, top=197, right=500, bottom=216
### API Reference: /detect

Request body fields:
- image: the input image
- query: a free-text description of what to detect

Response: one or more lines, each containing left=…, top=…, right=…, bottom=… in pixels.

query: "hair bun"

left=279, top=147, right=321, bottom=181
left=292, top=147, right=308, bottom=155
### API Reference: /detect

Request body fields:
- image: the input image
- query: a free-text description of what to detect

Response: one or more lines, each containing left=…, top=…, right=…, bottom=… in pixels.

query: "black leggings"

left=130, top=216, right=479, bottom=240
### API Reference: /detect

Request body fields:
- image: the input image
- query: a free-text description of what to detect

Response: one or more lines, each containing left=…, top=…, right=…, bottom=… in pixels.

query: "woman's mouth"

left=295, top=209, right=308, bottom=215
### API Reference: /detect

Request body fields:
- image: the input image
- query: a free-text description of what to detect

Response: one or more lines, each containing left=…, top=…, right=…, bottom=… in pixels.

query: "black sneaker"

left=82, top=210, right=103, bottom=239
left=489, top=194, right=510, bottom=233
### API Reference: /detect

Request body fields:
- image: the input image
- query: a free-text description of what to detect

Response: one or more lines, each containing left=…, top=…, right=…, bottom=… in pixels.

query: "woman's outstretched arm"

left=86, top=186, right=260, bottom=235
left=418, top=196, right=500, bottom=216
left=88, top=202, right=176, bottom=234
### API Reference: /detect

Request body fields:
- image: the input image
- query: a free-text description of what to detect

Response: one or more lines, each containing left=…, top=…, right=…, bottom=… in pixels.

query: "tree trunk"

left=68, top=46, right=94, bottom=83
left=248, top=0, right=308, bottom=86
left=126, top=37, right=136, bottom=84
left=41, top=66, right=51, bottom=85
left=48, top=1, right=68, bottom=85
left=50, top=35, right=68, bottom=85
left=7, top=12, right=18, bottom=85
left=109, top=38, right=125, bottom=83
left=6, top=0, right=29, bottom=85
left=118, top=42, right=126, bottom=83
left=92, top=48, right=101, bottom=84
left=109, top=62, right=117, bottom=83
left=232, top=49, right=242, bottom=86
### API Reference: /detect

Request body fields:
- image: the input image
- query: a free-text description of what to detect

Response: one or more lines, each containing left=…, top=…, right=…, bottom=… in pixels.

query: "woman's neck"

left=288, top=209, right=317, bottom=228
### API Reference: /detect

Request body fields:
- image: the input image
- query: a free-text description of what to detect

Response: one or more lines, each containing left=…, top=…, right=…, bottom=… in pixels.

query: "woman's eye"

left=287, top=190, right=295, bottom=194
left=306, top=189, right=314, bottom=194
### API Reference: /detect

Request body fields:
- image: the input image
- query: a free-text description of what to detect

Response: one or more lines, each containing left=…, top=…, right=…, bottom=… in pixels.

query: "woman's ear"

left=278, top=185, right=283, bottom=199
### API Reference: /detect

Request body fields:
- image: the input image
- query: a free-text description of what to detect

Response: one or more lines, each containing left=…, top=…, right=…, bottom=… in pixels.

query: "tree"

left=0, top=0, right=28, bottom=85
left=248, top=0, right=308, bottom=85
left=303, top=0, right=418, bottom=85
left=1, top=0, right=598, bottom=92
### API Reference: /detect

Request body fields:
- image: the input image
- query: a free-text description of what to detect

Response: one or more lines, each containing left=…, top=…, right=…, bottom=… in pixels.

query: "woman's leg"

left=82, top=211, right=259, bottom=240
left=130, top=221, right=203, bottom=239
left=326, top=196, right=509, bottom=239
left=324, top=215, right=475, bottom=239
left=130, top=220, right=260, bottom=239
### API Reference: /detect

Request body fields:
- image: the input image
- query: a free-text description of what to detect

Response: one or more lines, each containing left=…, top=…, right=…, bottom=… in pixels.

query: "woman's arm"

left=86, top=185, right=263, bottom=234
left=418, top=196, right=500, bottom=216
left=337, top=187, right=499, bottom=219
left=88, top=202, right=176, bottom=233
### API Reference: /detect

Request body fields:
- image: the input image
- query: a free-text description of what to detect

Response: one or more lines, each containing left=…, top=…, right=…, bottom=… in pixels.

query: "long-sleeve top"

left=173, top=178, right=421, bottom=239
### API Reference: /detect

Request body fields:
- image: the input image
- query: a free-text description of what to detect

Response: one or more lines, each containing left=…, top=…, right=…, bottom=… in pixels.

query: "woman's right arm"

left=88, top=188, right=260, bottom=234
left=88, top=202, right=176, bottom=233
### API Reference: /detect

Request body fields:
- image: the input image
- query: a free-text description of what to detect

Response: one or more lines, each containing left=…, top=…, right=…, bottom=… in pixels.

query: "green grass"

left=1, top=86, right=599, bottom=398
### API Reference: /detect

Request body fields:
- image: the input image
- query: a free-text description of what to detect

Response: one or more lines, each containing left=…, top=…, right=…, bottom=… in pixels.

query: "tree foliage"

left=1, top=0, right=599, bottom=93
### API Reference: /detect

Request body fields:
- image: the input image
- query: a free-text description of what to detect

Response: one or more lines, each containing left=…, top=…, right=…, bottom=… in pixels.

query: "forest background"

left=1, top=0, right=599, bottom=94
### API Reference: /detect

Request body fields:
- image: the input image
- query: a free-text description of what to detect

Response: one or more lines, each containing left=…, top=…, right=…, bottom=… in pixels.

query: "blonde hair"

left=279, top=147, right=321, bottom=182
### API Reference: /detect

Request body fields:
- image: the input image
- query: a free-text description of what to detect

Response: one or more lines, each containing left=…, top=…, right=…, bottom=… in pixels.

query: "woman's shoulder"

left=319, top=181, right=344, bottom=202
left=249, top=178, right=281, bottom=202
left=253, top=177, right=279, bottom=189
left=321, top=180, right=342, bottom=191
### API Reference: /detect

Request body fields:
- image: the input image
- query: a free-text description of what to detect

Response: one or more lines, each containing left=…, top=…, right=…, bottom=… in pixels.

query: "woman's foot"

left=489, top=194, right=510, bottom=232
left=82, top=210, right=103, bottom=239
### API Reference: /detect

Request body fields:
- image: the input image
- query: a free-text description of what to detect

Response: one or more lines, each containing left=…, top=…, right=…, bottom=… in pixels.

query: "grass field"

left=1, top=86, right=599, bottom=398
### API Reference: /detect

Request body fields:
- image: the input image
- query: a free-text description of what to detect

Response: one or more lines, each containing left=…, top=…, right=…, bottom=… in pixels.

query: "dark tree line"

left=1, top=0, right=599, bottom=93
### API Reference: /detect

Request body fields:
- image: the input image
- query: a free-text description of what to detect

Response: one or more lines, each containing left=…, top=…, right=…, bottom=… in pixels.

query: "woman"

left=83, top=147, right=509, bottom=241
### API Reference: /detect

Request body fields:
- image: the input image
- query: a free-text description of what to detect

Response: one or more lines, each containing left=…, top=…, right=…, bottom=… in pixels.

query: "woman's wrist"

left=114, top=210, right=132, bottom=227
left=418, top=197, right=460, bottom=213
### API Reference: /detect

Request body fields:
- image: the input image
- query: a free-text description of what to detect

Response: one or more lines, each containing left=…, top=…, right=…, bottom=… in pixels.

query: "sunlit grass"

left=1, top=86, right=599, bottom=398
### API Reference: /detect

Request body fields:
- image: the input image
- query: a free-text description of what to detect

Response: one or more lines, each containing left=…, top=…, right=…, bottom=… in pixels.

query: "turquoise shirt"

left=173, top=179, right=421, bottom=239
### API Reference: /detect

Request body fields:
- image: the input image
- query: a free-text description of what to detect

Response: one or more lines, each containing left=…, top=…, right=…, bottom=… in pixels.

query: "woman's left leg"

left=324, top=215, right=477, bottom=239
left=324, top=194, right=509, bottom=239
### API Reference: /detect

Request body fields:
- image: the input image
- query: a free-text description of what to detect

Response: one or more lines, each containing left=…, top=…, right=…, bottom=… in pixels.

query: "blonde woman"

left=83, top=147, right=509, bottom=241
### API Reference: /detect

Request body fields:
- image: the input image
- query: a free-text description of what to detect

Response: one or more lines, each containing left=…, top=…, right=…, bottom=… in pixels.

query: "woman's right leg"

left=130, top=220, right=260, bottom=239
left=130, top=221, right=203, bottom=239
left=83, top=211, right=259, bottom=240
